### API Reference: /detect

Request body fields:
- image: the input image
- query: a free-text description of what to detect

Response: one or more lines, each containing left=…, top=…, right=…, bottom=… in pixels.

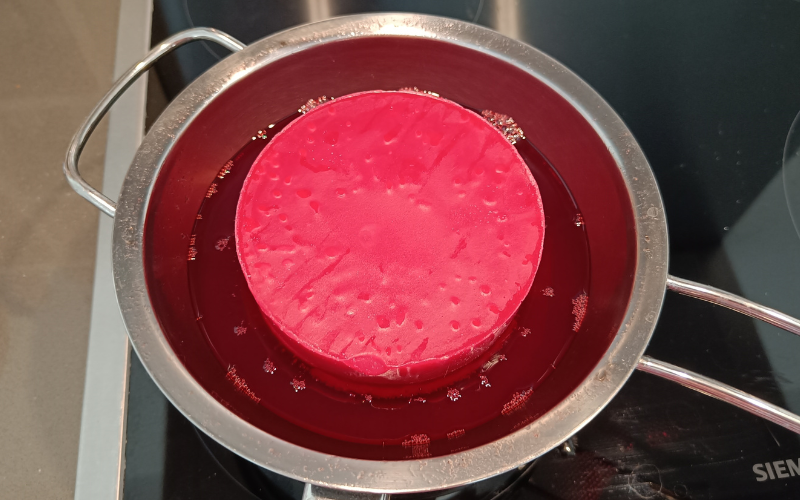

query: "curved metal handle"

left=666, top=275, right=800, bottom=335
left=63, top=27, right=245, bottom=218
left=638, top=274, right=800, bottom=434
left=638, top=356, right=800, bottom=433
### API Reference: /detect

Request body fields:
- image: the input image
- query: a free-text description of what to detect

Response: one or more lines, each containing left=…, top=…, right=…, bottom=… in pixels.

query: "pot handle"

left=63, top=28, right=245, bottom=218
left=637, top=274, right=800, bottom=433
left=665, top=275, right=800, bottom=335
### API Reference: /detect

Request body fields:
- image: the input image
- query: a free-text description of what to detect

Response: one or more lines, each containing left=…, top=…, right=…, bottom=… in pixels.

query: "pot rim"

left=112, top=13, right=668, bottom=494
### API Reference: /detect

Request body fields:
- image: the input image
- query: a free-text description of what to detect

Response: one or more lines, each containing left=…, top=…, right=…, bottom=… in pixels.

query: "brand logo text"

left=753, top=459, right=800, bottom=481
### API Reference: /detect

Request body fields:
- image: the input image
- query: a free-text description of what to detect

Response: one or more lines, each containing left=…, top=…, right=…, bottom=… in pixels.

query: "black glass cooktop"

left=123, top=1, right=800, bottom=498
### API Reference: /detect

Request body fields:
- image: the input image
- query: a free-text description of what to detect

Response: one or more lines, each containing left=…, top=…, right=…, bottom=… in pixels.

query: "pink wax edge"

left=235, top=90, right=545, bottom=395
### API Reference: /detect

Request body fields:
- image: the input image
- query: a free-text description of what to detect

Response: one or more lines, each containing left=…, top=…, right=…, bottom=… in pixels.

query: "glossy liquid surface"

left=187, top=110, right=591, bottom=453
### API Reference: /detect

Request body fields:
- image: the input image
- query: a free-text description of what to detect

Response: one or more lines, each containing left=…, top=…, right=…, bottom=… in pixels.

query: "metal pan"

left=64, top=14, right=800, bottom=497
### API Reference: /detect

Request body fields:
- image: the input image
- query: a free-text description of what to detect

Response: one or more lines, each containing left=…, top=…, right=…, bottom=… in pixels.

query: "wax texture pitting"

left=235, top=90, right=545, bottom=387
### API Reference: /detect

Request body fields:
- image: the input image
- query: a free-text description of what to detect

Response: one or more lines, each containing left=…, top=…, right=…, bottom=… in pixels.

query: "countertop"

left=0, top=0, right=119, bottom=497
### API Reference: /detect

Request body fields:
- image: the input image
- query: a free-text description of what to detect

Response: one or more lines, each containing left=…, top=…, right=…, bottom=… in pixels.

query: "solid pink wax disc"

left=236, top=90, right=544, bottom=388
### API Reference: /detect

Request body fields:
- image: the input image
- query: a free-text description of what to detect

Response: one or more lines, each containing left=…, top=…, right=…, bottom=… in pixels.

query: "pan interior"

left=142, top=36, right=638, bottom=460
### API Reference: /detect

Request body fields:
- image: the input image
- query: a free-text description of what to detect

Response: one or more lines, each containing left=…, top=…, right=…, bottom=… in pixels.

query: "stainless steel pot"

left=64, top=14, right=800, bottom=496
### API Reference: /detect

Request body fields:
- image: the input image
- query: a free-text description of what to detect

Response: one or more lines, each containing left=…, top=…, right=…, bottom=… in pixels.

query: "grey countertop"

left=0, top=0, right=120, bottom=497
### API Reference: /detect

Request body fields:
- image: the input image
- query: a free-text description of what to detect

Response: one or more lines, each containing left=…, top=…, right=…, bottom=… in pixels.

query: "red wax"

left=235, top=91, right=544, bottom=389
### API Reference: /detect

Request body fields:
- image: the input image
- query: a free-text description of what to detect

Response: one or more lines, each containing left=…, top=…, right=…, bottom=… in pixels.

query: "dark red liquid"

left=188, top=110, right=590, bottom=457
